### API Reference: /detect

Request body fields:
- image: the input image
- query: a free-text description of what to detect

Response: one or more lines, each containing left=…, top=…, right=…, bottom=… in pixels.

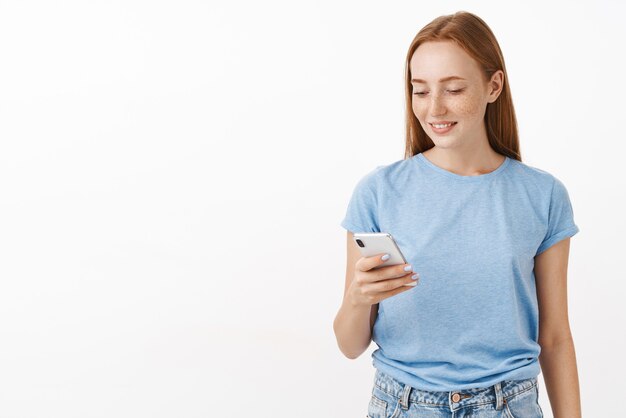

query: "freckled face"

left=410, top=41, right=494, bottom=149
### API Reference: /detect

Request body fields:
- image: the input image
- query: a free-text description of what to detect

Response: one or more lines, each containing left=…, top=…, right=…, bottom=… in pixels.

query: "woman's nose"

left=429, top=94, right=447, bottom=116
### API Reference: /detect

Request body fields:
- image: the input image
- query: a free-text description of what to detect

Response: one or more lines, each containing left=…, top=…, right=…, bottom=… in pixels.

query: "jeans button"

left=451, top=393, right=461, bottom=402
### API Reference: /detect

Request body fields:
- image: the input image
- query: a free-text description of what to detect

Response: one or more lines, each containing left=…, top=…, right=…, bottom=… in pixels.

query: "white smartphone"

left=352, top=232, right=408, bottom=270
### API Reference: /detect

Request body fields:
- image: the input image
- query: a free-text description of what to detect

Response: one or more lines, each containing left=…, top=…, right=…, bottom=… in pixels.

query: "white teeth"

left=432, top=122, right=454, bottom=128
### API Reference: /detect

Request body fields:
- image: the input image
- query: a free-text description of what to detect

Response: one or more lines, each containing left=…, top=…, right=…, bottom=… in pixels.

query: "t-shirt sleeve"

left=535, top=177, right=580, bottom=256
left=339, top=169, right=381, bottom=233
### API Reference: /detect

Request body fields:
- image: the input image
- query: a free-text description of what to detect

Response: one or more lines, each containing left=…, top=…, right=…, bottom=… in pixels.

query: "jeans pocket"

left=503, top=383, right=543, bottom=418
left=366, top=393, right=387, bottom=418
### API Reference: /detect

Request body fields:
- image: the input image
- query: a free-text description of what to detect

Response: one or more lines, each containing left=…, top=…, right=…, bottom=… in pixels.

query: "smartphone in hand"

left=352, top=232, right=408, bottom=270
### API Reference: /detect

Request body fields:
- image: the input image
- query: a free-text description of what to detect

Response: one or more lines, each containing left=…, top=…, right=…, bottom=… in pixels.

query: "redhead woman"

left=333, top=11, right=582, bottom=418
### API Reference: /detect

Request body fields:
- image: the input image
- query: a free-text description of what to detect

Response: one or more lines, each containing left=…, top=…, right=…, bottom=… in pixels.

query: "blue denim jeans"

left=367, top=369, right=544, bottom=418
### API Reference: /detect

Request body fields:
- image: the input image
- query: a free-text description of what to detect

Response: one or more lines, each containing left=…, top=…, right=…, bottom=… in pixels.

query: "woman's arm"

left=535, top=237, right=582, bottom=418
left=333, top=231, right=378, bottom=359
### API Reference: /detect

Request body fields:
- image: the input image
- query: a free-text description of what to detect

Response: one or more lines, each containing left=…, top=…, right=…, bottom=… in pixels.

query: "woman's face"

left=409, top=40, right=503, bottom=150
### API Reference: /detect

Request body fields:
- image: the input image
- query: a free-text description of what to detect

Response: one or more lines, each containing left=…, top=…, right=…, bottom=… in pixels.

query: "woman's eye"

left=413, top=89, right=463, bottom=96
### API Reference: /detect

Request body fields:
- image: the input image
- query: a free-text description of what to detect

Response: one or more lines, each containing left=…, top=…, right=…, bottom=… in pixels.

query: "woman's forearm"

left=538, top=337, right=582, bottom=418
left=333, top=298, right=373, bottom=359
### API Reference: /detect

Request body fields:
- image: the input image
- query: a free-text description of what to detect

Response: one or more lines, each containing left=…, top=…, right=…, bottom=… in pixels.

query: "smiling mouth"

left=429, top=122, right=457, bottom=128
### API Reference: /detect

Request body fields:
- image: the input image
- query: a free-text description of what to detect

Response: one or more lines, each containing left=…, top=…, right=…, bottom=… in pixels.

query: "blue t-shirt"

left=340, top=152, right=580, bottom=391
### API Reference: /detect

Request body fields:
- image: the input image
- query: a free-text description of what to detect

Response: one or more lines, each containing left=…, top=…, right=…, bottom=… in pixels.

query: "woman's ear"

left=487, top=70, right=504, bottom=103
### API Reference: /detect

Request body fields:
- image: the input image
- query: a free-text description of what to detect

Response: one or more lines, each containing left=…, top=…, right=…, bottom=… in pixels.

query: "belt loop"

left=493, top=381, right=504, bottom=410
left=399, top=383, right=412, bottom=410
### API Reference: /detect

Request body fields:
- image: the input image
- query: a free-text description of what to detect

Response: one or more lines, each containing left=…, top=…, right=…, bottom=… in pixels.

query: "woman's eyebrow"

left=411, top=76, right=466, bottom=83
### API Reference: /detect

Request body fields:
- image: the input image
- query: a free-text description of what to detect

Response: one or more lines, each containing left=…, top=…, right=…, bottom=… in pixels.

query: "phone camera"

left=355, top=239, right=365, bottom=248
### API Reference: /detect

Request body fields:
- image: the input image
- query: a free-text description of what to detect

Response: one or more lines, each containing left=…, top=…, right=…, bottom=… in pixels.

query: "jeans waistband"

left=373, top=369, right=538, bottom=411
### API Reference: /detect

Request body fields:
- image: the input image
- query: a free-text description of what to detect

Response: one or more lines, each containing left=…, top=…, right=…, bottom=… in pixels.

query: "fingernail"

left=404, top=265, right=412, bottom=272
left=411, top=273, right=419, bottom=280
left=381, top=254, right=390, bottom=261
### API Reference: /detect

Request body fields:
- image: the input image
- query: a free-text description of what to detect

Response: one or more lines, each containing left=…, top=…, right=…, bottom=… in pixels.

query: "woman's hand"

left=346, top=253, right=420, bottom=308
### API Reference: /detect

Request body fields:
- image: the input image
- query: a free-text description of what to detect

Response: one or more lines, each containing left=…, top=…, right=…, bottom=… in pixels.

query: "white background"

left=0, top=1, right=623, bottom=417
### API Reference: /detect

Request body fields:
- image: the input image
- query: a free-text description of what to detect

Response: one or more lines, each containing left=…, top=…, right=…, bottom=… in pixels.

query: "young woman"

left=333, top=11, right=582, bottom=418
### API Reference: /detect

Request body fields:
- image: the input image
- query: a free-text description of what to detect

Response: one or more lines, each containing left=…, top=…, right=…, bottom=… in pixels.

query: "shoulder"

left=352, top=157, right=415, bottom=189
left=373, top=157, right=417, bottom=187
left=505, top=158, right=560, bottom=191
